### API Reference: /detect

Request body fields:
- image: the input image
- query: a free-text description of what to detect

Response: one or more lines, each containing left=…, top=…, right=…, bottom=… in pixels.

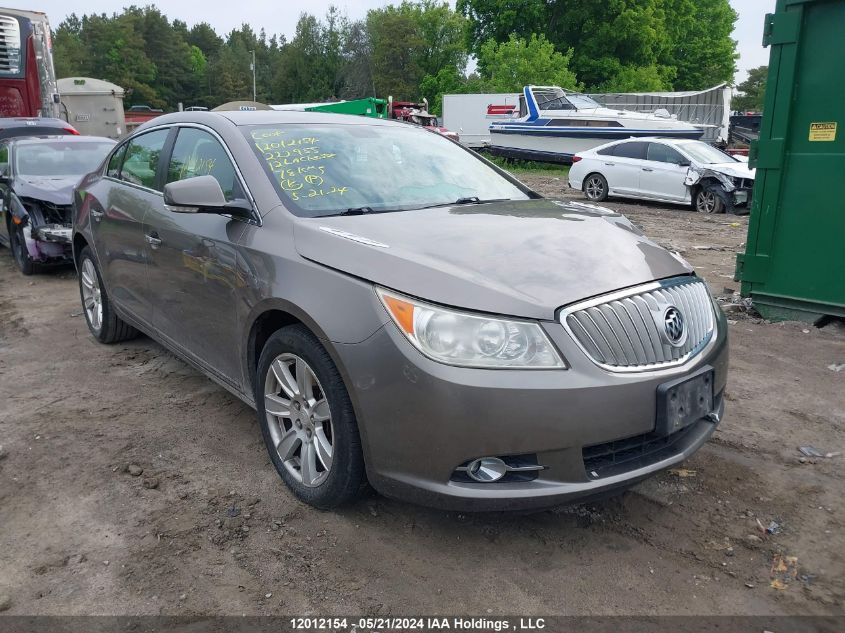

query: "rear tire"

left=77, top=246, right=138, bottom=344
left=9, top=222, right=35, bottom=275
left=583, top=173, right=609, bottom=202
left=256, top=324, right=365, bottom=509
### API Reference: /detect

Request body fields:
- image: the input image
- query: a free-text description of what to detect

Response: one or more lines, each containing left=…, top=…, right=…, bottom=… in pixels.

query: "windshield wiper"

left=415, top=197, right=512, bottom=210
left=333, top=206, right=378, bottom=216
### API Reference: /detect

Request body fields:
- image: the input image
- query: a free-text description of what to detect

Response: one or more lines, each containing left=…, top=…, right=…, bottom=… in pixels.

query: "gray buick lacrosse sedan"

left=72, top=110, right=728, bottom=510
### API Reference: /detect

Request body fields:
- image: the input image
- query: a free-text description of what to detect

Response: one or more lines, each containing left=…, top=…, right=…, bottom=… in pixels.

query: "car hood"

left=293, top=199, right=693, bottom=320
left=14, top=176, right=79, bottom=205
left=696, top=161, right=756, bottom=180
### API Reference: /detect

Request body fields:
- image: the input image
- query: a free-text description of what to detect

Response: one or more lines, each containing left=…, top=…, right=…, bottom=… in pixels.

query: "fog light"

left=466, top=457, right=508, bottom=482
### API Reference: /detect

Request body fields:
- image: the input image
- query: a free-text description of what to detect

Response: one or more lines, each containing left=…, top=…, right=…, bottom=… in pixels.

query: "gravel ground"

left=0, top=173, right=843, bottom=616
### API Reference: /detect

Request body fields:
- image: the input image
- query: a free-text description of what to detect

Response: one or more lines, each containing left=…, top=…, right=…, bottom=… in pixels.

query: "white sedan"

left=568, top=137, right=755, bottom=214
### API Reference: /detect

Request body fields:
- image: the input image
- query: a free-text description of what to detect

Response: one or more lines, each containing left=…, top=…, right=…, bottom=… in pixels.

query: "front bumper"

left=334, top=302, right=729, bottom=511
left=22, top=223, right=73, bottom=262
left=732, top=187, right=753, bottom=208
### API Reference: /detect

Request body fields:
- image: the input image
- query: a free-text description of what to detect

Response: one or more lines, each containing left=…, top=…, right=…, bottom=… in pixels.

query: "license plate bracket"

left=655, top=366, right=714, bottom=436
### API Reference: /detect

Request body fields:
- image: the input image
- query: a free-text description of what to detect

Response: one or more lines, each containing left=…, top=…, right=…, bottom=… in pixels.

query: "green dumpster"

left=735, top=0, right=845, bottom=322
left=305, top=98, right=388, bottom=119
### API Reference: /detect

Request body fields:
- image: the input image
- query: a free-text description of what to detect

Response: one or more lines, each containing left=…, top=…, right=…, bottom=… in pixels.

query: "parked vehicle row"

left=569, top=137, right=756, bottom=214
left=67, top=110, right=728, bottom=511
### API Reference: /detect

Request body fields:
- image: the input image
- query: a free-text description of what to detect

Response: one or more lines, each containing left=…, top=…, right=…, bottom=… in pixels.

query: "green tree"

left=663, top=0, right=737, bottom=90
left=340, top=20, right=374, bottom=98
left=366, top=7, right=424, bottom=99
left=732, top=65, right=767, bottom=112
left=52, top=14, right=87, bottom=78
left=458, top=0, right=737, bottom=91
left=188, top=22, right=223, bottom=61
left=135, top=7, right=196, bottom=108
left=476, top=34, right=580, bottom=93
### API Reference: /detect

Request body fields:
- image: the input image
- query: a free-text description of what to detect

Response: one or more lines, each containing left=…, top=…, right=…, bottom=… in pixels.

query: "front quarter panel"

left=234, top=207, right=390, bottom=390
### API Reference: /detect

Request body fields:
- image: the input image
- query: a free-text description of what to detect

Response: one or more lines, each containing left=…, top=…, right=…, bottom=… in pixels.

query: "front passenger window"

left=647, top=143, right=686, bottom=165
left=120, top=129, right=170, bottom=190
left=166, top=128, right=243, bottom=202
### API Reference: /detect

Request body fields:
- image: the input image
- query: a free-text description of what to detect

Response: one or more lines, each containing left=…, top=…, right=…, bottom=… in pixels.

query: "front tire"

left=256, top=325, right=365, bottom=509
left=9, top=222, right=35, bottom=275
left=77, top=246, right=138, bottom=343
left=694, top=184, right=731, bottom=214
left=583, top=173, right=609, bottom=201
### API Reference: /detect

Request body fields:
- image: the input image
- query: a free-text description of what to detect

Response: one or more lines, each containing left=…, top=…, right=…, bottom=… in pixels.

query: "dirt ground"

left=1, top=173, right=844, bottom=617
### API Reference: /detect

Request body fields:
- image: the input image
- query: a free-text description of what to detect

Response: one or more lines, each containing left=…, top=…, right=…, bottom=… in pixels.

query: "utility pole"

left=250, top=50, right=256, bottom=102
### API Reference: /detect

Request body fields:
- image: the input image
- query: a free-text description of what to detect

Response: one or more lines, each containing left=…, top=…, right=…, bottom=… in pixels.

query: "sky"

left=8, top=0, right=774, bottom=85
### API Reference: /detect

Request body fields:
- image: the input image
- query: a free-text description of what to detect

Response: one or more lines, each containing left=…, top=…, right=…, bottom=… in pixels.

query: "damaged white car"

left=569, top=137, right=755, bottom=215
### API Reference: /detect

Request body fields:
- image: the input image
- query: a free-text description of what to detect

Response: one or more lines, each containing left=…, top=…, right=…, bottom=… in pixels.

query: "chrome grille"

left=562, top=277, right=715, bottom=371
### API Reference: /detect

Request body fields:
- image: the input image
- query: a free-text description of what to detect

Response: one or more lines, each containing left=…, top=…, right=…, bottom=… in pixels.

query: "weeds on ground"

left=486, top=156, right=570, bottom=179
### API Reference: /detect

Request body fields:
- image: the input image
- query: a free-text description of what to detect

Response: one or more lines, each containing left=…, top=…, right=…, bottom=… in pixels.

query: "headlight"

left=376, top=287, right=566, bottom=369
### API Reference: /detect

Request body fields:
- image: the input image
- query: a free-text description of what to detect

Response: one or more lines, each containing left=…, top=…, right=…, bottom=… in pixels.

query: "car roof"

left=10, top=135, right=115, bottom=146
left=0, top=117, right=73, bottom=128
left=604, top=136, right=699, bottom=146
left=137, top=110, right=395, bottom=132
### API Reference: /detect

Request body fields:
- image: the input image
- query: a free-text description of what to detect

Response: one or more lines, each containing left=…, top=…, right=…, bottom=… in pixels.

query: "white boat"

left=489, top=86, right=705, bottom=164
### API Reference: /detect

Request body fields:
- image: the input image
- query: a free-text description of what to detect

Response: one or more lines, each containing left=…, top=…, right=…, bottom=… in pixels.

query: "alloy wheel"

left=80, top=258, right=103, bottom=332
left=696, top=191, right=718, bottom=213
left=585, top=176, right=605, bottom=200
left=264, top=353, right=334, bottom=487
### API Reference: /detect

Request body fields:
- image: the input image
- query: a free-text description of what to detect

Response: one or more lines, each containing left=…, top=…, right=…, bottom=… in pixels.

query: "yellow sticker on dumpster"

left=809, top=122, right=837, bottom=141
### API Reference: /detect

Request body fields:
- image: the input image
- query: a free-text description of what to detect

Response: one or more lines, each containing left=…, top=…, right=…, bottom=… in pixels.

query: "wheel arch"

left=244, top=299, right=374, bottom=466
left=582, top=171, right=606, bottom=189
left=72, top=232, right=89, bottom=269
left=692, top=177, right=732, bottom=212
left=243, top=299, right=353, bottom=400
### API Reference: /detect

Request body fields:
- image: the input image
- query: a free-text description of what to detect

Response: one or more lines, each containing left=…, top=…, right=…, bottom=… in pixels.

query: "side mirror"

left=163, top=175, right=252, bottom=219
left=677, top=160, right=691, bottom=167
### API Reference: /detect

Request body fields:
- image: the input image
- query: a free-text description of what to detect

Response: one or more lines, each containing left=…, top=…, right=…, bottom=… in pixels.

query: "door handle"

left=145, top=233, right=162, bottom=249
left=642, top=167, right=654, bottom=172
left=604, top=162, right=615, bottom=166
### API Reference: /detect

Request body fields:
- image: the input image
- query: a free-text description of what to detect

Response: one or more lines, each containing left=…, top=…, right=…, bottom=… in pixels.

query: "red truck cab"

left=0, top=8, right=59, bottom=118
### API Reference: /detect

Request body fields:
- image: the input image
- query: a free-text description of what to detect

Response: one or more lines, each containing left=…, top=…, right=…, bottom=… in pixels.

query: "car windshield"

left=15, top=141, right=115, bottom=177
left=533, top=88, right=600, bottom=111
left=679, top=141, right=737, bottom=164
left=243, top=123, right=529, bottom=216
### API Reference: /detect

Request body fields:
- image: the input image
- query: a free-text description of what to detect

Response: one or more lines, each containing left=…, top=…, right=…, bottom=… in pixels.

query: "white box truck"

left=442, top=92, right=519, bottom=148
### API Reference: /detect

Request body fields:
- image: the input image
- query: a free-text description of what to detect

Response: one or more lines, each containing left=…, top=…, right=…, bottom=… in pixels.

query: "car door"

left=143, top=125, right=252, bottom=385
left=92, top=128, right=173, bottom=329
left=639, top=142, right=690, bottom=201
left=602, top=141, right=648, bottom=195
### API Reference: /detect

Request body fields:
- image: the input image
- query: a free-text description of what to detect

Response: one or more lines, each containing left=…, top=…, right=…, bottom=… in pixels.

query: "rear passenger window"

left=647, top=143, right=686, bottom=164
left=612, top=142, right=648, bottom=160
left=120, top=129, right=170, bottom=190
left=107, top=144, right=127, bottom=178
left=596, top=145, right=617, bottom=156
left=166, top=128, right=243, bottom=201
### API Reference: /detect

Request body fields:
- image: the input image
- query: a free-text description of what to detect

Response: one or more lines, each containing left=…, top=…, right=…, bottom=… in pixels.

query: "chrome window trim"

left=558, top=276, right=718, bottom=374
left=103, top=122, right=261, bottom=226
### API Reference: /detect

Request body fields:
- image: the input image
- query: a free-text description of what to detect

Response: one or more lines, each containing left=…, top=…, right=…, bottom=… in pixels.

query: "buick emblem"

left=663, top=306, right=687, bottom=347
